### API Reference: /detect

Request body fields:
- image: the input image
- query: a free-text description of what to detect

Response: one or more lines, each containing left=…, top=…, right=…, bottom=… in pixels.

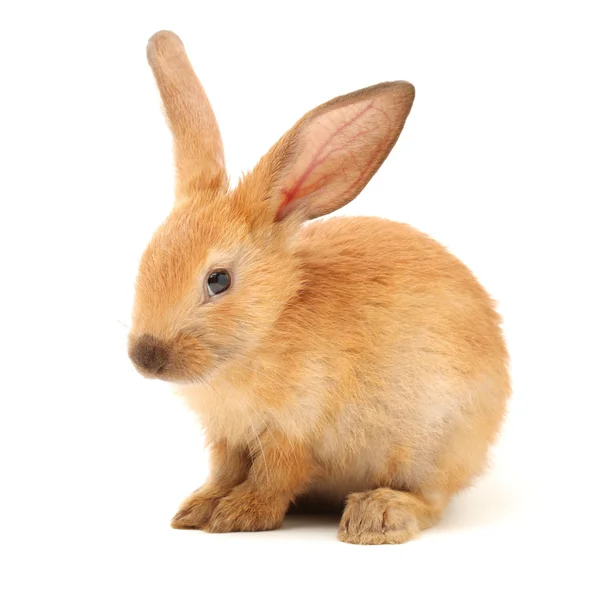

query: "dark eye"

left=206, top=270, right=231, bottom=296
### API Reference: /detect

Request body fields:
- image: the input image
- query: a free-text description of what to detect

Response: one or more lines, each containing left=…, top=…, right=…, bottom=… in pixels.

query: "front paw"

left=171, top=487, right=224, bottom=530
left=338, top=489, right=420, bottom=545
left=205, top=489, right=287, bottom=533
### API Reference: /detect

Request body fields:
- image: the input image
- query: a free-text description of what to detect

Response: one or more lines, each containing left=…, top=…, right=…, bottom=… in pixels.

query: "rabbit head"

left=128, top=31, right=415, bottom=383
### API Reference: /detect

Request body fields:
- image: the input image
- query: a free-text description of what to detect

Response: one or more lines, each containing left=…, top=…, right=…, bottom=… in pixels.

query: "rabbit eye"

left=206, top=270, right=231, bottom=296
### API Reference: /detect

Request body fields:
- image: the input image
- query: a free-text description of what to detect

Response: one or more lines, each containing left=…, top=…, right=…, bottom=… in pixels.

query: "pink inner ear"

left=275, top=96, right=394, bottom=221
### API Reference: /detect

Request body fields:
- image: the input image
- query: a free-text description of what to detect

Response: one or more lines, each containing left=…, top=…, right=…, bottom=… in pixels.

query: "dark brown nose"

left=129, top=334, right=169, bottom=376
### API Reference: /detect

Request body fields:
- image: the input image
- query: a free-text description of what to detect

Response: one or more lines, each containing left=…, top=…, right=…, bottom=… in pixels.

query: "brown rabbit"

left=128, top=30, right=510, bottom=544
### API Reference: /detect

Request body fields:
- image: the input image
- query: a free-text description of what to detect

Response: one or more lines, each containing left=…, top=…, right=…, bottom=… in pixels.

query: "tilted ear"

left=247, top=81, right=414, bottom=222
left=147, top=31, right=227, bottom=200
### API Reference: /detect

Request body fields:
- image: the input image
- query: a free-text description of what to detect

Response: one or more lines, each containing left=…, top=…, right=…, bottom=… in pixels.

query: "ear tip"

left=147, top=30, right=184, bottom=60
left=390, top=80, right=416, bottom=100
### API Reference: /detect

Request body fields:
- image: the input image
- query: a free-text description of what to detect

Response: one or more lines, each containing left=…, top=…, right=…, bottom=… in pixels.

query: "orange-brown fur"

left=129, top=31, right=510, bottom=544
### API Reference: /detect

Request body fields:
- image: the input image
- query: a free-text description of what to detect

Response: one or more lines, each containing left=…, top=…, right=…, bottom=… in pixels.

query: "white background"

left=1, top=1, right=599, bottom=598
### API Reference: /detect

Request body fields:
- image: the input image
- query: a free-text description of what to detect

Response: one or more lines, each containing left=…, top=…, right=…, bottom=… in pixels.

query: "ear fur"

left=241, top=81, right=415, bottom=223
left=147, top=31, right=227, bottom=200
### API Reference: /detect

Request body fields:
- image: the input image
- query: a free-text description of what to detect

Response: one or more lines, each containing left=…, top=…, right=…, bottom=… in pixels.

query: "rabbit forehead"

left=157, top=198, right=250, bottom=263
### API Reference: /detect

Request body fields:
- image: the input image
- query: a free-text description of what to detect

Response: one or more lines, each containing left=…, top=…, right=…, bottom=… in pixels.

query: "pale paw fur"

left=338, top=489, right=421, bottom=545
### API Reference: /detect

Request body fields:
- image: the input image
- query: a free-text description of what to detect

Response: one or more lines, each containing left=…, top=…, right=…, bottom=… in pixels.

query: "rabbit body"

left=178, top=216, right=508, bottom=537
left=129, top=31, right=510, bottom=544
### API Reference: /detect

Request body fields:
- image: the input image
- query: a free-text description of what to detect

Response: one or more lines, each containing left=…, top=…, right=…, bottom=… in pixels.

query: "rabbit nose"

left=129, top=334, right=169, bottom=375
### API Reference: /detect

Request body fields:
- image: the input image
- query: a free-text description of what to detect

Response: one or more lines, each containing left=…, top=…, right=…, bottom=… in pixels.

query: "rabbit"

left=128, top=30, right=510, bottom=545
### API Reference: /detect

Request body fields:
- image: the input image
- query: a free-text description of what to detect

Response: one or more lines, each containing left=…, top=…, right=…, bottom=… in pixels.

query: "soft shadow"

left=281, top=514, right=341, bottom=531
left=281, top=478, right=524, bottom=534
left=282, top=499, right=342, bottom=531
left=436, top=479, right=525, bottom=532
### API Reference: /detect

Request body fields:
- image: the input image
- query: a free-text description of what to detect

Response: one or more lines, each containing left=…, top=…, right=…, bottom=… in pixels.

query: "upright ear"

left=248, top=81, right=414, bottom=222
left=147, top=31, right=227, bottom=199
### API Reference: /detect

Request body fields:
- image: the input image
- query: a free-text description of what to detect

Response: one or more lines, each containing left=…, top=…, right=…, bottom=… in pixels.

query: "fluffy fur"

left=128, top=30, right=510, bottom=545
